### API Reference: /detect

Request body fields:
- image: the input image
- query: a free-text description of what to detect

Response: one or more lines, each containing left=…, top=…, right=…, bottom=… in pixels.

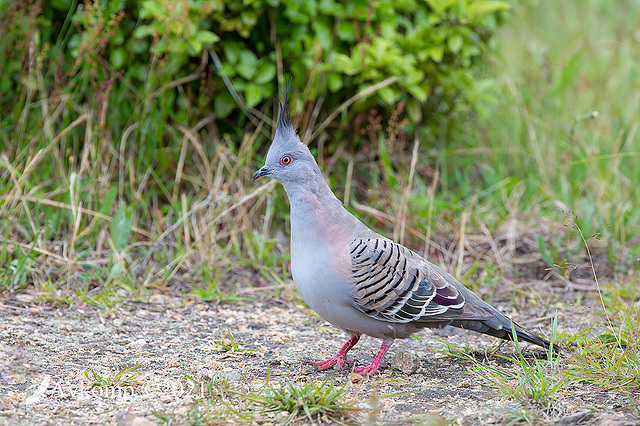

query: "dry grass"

left=1, top=0, right=640, bottom=423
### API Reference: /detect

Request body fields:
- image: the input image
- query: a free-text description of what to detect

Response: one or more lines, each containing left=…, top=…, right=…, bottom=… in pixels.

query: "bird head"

left=251, top=84, right=320, bottom=189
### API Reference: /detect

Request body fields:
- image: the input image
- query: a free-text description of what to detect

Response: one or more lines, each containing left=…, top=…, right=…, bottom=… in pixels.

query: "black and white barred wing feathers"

left=349, top=238, right=494, bottom=324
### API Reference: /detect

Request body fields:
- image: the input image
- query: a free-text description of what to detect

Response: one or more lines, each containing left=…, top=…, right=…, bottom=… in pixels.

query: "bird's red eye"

left=280, top=154, right=293, bottom=166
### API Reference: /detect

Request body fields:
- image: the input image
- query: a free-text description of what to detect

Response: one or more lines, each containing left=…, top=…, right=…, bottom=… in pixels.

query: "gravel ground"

left=0, top=285, right=638, bottom=425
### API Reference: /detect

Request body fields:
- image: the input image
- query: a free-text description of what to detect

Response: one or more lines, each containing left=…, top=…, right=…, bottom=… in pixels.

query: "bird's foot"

left=310, top=355, right=354, bottom=371
left=310, top=335, right=360, bottom=371
left=354, top=340, right=392, bottom=376
left=354, top=360, right=387, bottom=376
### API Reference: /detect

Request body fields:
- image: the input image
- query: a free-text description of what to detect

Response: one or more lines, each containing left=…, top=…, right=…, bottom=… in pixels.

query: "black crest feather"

left=277, top=77, right=294, bottom=131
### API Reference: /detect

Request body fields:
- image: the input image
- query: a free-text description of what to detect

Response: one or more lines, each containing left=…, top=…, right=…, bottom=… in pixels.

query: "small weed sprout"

left=213, top=328, right=254, bottom=354
left=84, top=365, right=141, bottom=388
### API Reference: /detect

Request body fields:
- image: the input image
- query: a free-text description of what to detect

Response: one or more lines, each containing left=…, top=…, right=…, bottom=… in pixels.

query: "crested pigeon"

left=252, top=94, right=553, bottom=376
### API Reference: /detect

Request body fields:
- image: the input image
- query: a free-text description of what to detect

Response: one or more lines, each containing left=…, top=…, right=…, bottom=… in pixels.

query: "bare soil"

left=0, top=284, right=638, bottom=425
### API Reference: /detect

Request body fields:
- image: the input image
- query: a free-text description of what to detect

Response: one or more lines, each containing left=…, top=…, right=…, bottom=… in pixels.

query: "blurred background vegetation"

left=0, top=0, right=638, bottom=307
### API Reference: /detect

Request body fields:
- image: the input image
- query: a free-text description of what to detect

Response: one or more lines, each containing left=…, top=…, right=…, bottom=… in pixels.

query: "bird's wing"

left=349, top=237, right=493, bottom=323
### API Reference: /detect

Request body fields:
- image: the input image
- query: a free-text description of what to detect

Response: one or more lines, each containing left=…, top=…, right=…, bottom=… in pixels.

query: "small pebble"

left=391, top=351, right=420, bottom=375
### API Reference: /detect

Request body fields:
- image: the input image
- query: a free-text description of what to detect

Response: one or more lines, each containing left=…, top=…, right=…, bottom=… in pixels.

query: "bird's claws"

left=354, top=361, right=388, bottom=376
left=310, top=356, right=353, bottom=371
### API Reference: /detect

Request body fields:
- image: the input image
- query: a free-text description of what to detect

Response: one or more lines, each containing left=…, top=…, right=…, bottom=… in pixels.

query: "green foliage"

left=110, top=204, right=132, bottom=254
left=135, top=1, right=221, bottom=57
left=250, top=378, right=355, bottom=424
left=1, top=0, right=508, bottom=140
left=0, top=247, right=36, bottom=291
left=462, top=0, right=640, bottom=256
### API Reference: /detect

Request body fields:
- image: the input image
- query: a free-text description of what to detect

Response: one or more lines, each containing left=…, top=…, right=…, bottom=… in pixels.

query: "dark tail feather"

left=452, top=317, right=559, bottom=353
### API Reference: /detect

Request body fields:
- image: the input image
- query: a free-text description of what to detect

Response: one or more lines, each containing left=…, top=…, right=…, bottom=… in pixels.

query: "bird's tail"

left=452, top=315, right=558, bottom=353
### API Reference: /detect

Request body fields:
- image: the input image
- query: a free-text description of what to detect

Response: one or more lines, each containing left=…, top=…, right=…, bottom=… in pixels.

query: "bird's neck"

left=285, top=174, right=363, bottom=246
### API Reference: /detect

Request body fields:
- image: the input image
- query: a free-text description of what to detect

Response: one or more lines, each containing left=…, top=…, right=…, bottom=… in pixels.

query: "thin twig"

left=208, top=49, right=273, bottom=135
left=150, top=73, right=201, bottom=99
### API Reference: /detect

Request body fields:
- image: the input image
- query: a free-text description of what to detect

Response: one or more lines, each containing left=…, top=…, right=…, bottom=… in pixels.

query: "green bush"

left=1, top=0, right=509, bottom=149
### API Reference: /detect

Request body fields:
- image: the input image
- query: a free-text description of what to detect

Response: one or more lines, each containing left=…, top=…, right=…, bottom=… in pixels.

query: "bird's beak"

left=251, top=166, right=271, bottom=181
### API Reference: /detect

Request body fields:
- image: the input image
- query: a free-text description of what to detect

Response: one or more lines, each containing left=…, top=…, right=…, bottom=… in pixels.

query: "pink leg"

left=311, top=335, right=360, bottom=371
left=355, top=340, right=393, bottom=376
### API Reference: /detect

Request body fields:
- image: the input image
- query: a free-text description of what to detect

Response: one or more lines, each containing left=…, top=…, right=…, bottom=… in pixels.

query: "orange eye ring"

left=280, top=154, right=293, bottom=166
